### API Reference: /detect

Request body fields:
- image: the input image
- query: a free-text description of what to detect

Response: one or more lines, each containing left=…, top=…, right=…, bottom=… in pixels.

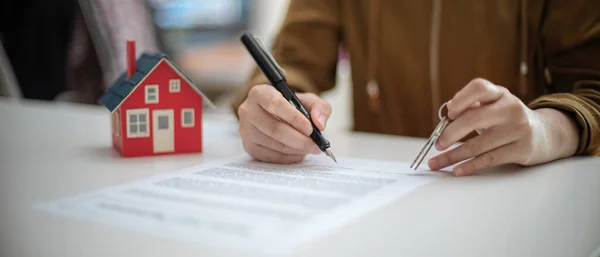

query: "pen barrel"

left=274, top=82, right=309, bottom=116
left=241, top=34, right=284, bottom=84
left=274, top=81, right=331, bottom=152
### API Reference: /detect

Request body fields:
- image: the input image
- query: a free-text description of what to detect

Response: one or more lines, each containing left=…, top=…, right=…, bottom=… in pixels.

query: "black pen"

left=240, top=33, right=337, bottom=163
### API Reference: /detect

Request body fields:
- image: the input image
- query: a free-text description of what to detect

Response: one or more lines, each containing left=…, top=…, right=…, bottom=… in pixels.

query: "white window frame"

left=169, top=79, right=181, bottom=93
left=111, top=112, right=116, bottom=134
left=145, top=85, right=159, bottom=104
left=181, top=108, right=195, bottom=128
left=126, top=108, right=150, bottom=138
left=114, top=111, right=121, bottom=136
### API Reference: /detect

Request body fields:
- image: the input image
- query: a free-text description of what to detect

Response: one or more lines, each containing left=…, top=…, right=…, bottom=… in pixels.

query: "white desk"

left=1, top=99, right=599, bottom=257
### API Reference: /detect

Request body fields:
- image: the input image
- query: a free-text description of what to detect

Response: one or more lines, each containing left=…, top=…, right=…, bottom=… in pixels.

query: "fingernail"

left=428, top=158, right=439, bottom=170
left=453, top=167, right=463, bottom=176
left=318, top=114, right=327, bottom=129
left=446, top=100, right=454, bottom=116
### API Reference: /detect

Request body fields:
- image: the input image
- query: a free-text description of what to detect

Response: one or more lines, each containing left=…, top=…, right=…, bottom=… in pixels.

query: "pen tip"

left=325, top=149, right=337, bottom=163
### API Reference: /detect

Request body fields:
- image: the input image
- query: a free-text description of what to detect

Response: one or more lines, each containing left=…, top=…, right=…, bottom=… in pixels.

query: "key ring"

left=438, top=101, right=449, bottom=120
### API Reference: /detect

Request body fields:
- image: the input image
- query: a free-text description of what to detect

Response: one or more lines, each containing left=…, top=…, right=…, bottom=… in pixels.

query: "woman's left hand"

left=427, top=78, right=580, bottom=176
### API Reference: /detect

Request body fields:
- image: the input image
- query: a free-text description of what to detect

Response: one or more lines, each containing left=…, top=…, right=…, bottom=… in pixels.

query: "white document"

left=36, top=155, right=444, bottom=255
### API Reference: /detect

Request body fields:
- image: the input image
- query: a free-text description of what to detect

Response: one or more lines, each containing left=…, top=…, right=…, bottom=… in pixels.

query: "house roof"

left=99, top=52, right=215, bottom=112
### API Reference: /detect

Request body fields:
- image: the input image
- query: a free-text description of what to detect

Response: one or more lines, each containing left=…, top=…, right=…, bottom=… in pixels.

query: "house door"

left=152, top=109, right=174, bottom=153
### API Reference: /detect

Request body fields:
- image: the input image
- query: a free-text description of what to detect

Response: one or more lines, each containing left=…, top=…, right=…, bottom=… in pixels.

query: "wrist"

left=533, top=108, right=580, bottom=159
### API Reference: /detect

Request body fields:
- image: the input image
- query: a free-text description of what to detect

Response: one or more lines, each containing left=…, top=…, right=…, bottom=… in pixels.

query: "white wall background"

left=249, top=0, right=291, bottom=45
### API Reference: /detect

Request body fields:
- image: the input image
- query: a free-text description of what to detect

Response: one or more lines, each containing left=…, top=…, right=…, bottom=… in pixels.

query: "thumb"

left=297, top=93, right=332, bottom=131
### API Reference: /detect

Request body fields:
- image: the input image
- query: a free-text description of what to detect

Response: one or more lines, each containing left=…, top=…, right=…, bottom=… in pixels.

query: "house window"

left=158, top=116, right=169, bottom=129
left=126, top=109, right=149, bottom=138
left=145, top=85, right=159, bottom=103
left=169, top=79, right=181, bottom=92
left=181, top=108, right=194, bottom=128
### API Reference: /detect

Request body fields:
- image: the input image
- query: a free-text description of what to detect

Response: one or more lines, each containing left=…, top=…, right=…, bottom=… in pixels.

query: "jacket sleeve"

left=527, top=0, right=600, bottom=156
left=231, top=0, right=341, bottom=116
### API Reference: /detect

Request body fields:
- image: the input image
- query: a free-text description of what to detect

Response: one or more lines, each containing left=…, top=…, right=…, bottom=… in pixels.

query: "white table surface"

left=1, top=98, right=599, bottom=257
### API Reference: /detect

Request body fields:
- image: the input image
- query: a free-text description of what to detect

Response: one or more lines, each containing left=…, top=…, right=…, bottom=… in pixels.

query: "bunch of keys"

left=410, top=101, right=451, bottom=170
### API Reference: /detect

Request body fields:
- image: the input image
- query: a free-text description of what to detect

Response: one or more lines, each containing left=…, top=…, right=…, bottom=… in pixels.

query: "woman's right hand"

left=237, top=85, right=332, bottom=164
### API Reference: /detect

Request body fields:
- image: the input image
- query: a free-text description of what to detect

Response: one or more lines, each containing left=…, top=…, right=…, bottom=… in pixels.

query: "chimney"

left=127, top=40, right=136, bottom=79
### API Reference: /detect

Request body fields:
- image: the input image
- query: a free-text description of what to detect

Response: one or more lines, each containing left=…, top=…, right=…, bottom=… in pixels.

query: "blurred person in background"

left=233, top=0, right=600, bottom=176
left=1, top=0, right=163, bottom=104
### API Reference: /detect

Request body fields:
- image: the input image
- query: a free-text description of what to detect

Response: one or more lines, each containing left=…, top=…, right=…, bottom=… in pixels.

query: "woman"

left=232, top=0, right=600, bottom=176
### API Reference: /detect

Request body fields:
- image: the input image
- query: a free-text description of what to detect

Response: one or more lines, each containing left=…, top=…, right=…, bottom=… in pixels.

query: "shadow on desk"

left=440, top=157, right=593, bottom=179
left=81, top=145, right=122, bottom=159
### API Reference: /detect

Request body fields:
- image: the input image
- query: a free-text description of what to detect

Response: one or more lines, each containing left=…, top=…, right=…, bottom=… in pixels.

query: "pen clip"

left=255, top=36, right=287, bottom=78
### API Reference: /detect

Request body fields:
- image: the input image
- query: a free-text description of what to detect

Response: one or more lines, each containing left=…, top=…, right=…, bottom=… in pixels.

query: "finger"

left=298, top=93, right=332, bottom=131
left=243, top=140, right=305, bottom=164
left=447, top=78, right=505, bottom=119
left=245, top=104, right=317, bottom=153
left=250, top=85, right=313, bottom=136
left=452, top=142, right=521, bottom=176
left=428, top=125, right=522, bottom=170
left=447, top=100, right=480, bottom=111
left=244, top=122, right=320, bottom=155
left=436, top=100, right=508, bottom=151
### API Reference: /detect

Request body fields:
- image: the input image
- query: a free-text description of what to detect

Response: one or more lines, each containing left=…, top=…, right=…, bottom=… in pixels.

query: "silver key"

left=410, top=102, right=450, bottom=170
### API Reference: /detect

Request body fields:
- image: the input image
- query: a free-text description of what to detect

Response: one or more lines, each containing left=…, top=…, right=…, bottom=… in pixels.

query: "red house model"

left=100, top=41, right=214, bottom=157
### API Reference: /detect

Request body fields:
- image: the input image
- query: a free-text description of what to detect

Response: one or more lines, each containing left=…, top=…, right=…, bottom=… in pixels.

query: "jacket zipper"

left=429, top=0, right=443, bottom=126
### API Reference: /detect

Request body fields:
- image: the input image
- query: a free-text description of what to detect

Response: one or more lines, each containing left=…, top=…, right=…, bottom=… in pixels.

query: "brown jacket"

left=233, top=0, right=600, bottom=156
